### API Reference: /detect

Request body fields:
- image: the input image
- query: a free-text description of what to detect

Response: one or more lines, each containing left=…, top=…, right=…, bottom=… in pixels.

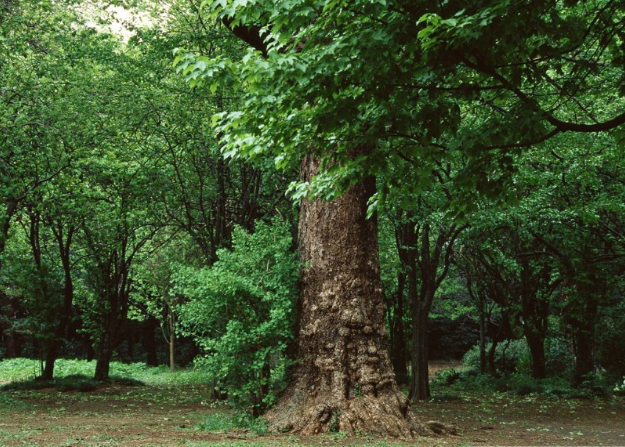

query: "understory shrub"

left=463, top=337, right=577, bottom=380
left=462, top=339, right=529, bottom=374
left=440, top=370, right=616, bottom=399
left=544, top=337, right=574, bottom=379
left=173, top=219, right=299, bottom=415
left=433, top=368, right=462, bottom=386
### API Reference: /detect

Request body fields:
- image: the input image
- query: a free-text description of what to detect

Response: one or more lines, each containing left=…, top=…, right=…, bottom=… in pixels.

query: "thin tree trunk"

left=391, top=272, right=408, bottom=385
left=573, top=326, right=595, bottom=385
left=42, top=345, right=59, bottom=380
left=265, top=155, right=424, bottom=437
left=487, top=337, right=499, bottom=375
left=525, top=332, right=546, bottom=379
left=144, top=316, right=158, bottom=367
left=571, top=298, right=598, bottom=386
left=168, top=306, right=175, bottom=373
left=409, top=311, right=430, bottom=400
left=467, top=280, right=488, bottom=375
left=94, top=346, right=112, bottom=381
left=41, top=224, right=75, bottom=381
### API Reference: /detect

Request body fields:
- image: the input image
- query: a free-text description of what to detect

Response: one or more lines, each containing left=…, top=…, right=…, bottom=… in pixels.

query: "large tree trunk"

left=41, top=345, right=58, bottom=381
left=265, top=156, right=425, bottom=437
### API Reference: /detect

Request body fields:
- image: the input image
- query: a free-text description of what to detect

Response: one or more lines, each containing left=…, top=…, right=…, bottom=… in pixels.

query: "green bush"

left=0, top=393, right=29, bottom=412
left=462, top=337, right=578, bottom=380
left=432, top=368, right=462, bottom=386
left=507, top=373, right=541, bottom=396
left=462, top=339, right=529, bottom=374
left=442, top=370, right=617, bottom=399
left=544, top=338, right=574, bottom=379
left=173, top=220, right=299, bottom=414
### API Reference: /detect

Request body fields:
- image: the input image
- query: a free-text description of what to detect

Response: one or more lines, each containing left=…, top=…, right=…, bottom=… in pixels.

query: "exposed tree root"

left=265, top=382, right=429, bottom=438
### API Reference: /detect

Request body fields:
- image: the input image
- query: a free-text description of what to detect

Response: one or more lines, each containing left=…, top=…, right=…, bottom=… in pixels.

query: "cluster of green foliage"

left=173, top=219, right=299, bottom=413
left=433, top=366, right=617, bottom=401
left=1, top=0, right=296, bottom=400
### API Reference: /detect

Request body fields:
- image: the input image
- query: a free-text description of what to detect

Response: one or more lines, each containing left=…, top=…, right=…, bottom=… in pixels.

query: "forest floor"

left=1, top=366, right=624, bottom=447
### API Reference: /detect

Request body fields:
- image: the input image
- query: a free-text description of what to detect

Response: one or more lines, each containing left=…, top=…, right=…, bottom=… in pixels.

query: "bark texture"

left=265, top=156, right=425, bottom=437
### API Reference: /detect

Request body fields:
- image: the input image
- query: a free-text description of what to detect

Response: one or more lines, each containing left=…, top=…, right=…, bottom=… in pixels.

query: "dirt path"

left=1, top=383, right=624, bottom=446
left=415, top=393, right=625, bottom=446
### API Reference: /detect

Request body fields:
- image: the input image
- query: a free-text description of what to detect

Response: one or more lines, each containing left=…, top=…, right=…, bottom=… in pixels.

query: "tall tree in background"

left=0, top=0, right=100, bottom=361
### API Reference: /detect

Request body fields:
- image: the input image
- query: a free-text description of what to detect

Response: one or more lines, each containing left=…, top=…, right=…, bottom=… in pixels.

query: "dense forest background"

left=2, top=0, right=625, bottom=420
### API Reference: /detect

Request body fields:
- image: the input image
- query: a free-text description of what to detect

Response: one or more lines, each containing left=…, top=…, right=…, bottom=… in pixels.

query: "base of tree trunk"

left=265, top=379, right=426, bottom=437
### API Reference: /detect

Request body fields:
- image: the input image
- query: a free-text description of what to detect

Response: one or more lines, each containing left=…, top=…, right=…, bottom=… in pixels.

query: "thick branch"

left=462, top=56, right=625, bottom=135
left=222, top=17, right=268, bottom=56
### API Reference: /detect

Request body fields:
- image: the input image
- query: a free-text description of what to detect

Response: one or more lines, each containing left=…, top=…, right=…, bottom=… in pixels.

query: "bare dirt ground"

left=1, top=379, right=624, bottom=446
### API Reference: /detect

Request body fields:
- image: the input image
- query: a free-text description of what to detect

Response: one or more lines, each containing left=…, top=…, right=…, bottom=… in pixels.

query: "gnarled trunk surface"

left=265, top=156, right=425, bottom=437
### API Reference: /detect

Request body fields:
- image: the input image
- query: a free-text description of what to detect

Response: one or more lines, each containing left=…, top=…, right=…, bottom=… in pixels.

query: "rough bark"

left=265, top=156, right=425, bottom=438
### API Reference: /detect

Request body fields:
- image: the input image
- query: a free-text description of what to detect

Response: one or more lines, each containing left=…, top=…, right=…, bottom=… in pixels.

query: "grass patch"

left=0, top=392, right=30, bottom=412
left=197, top=412, right=268, bottom=434
left=196, top=412, right=240, bottom=432
left=0, top=373, right=145, bottom=393
left=0, top=358, right=210, bottom=387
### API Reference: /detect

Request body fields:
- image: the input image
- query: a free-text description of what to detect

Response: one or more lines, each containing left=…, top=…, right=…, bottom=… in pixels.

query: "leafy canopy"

left=175, top=0, right=625, bottom=215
